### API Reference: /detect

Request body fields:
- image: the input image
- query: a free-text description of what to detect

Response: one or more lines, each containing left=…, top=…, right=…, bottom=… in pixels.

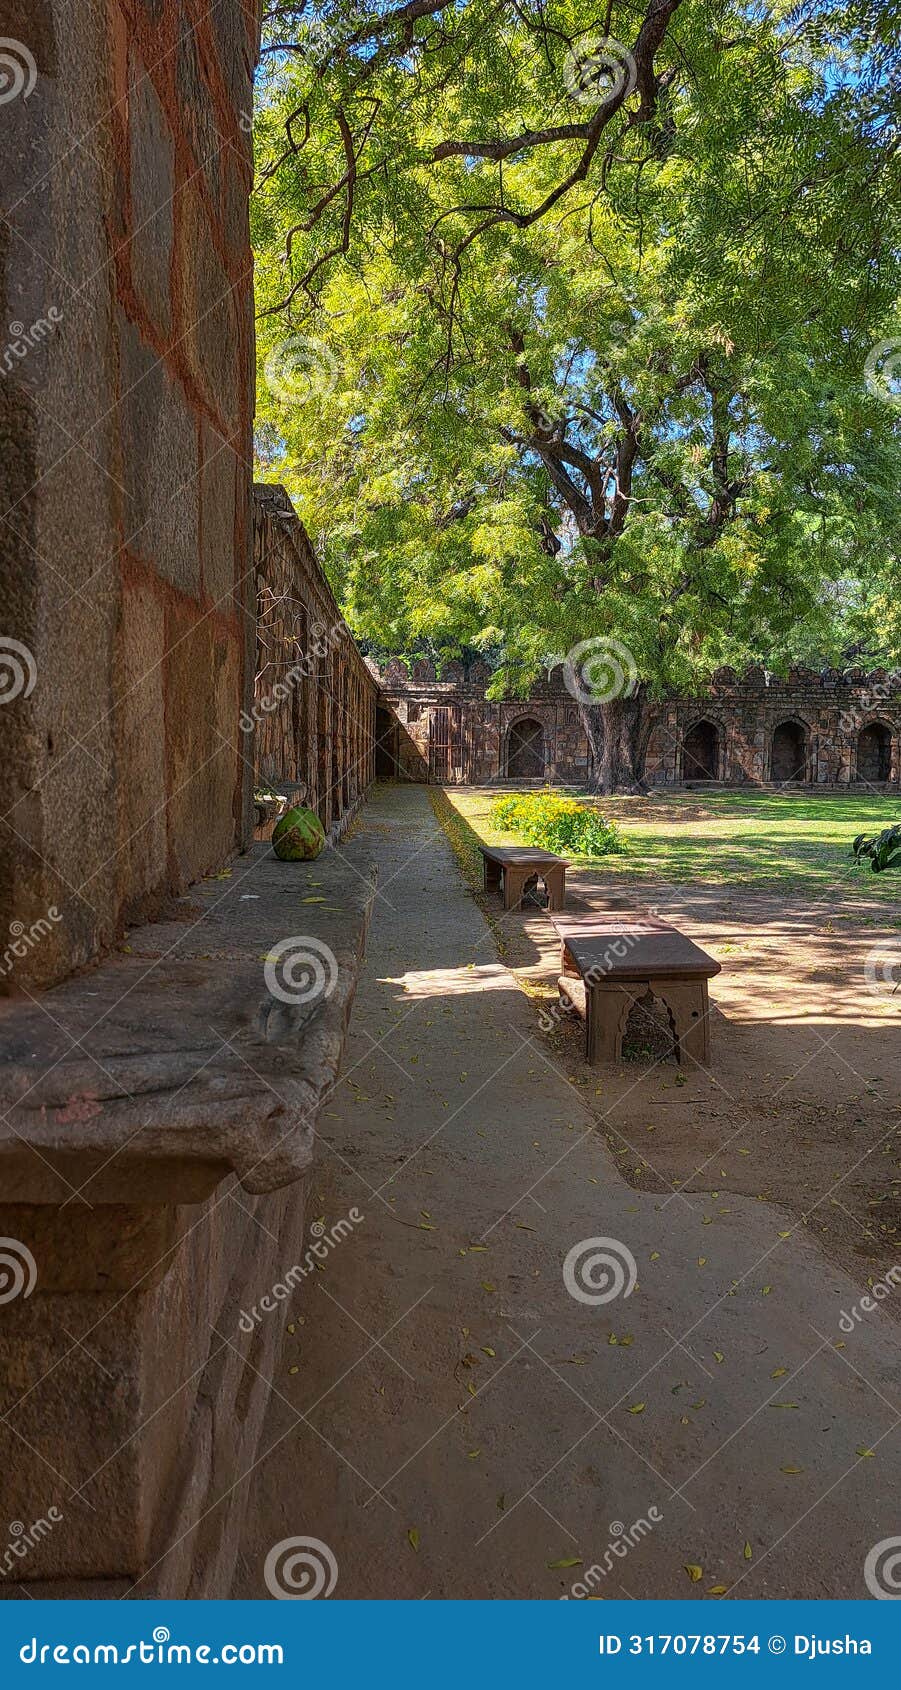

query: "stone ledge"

left=0, top=842, right=377, bottom=1204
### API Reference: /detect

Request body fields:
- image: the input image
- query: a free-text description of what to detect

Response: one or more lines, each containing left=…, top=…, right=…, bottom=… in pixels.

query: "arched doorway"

left=771, top=720, right=807, bottom=783
left=857, top=721, right=892, bottom=784
left=683, top=719, right=720, bottom=783
left=507, top=717, right=544, bottom=780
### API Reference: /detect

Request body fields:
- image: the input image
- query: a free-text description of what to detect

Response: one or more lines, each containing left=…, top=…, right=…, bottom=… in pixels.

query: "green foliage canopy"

left=253, top=0, right=901, bottom=702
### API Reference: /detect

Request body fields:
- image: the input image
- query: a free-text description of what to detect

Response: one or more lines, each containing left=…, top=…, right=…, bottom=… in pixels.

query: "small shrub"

left=490, top=791, right=625, bottom=857
left=852, top=823, right=901, bottom=873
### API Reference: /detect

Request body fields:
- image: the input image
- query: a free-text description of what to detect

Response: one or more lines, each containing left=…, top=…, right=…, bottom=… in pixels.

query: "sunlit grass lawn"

left=439, top=786, right=901, bottom=914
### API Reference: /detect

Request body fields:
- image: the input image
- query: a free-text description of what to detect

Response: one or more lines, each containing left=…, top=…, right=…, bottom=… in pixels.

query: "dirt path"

left=234, top=785, right=901, bottom=1601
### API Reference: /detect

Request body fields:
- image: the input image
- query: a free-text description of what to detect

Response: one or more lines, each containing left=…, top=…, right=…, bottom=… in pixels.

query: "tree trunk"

left=579, top=688, right=647, bottom=794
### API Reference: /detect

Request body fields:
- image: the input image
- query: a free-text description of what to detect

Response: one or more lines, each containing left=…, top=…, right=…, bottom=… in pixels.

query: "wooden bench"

left=551, top=910, right=720, bottom=1066
left=479, top=844, right=568, bottom=911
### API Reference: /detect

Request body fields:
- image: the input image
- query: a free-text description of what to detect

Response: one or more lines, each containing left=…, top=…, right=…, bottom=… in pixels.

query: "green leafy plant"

left=852, top=824, right=901, bottom=873
left=490, top=792, right=625, bottom=858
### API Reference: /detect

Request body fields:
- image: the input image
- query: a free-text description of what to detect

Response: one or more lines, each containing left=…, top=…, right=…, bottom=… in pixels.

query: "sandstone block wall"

left=251, top=486, right=378, bottom=837
left=0, top=3, right=386, bottom=1606
left=642, top=666, right=900, bottom=787
left=0, top=0, right=261, bottom=990
left=371, top=661, right=901, bottom=789
left=0, top=840, right=378, bottom=1599
left=0, top=1179, right=306, bottom=1596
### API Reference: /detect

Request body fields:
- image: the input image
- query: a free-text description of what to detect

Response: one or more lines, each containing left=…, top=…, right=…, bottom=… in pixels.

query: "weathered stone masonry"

left=0, top=4, right=377, bottom=1600
left=1, top=0, right=264, bottom=991
left=645, top=668, right=900, bottom=787
left=251, top=485, right=377, bottom=839
left=371, top=661, right=901, bottom=789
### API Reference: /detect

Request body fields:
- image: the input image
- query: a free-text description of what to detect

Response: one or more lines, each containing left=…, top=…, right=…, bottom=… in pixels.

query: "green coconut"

left=271, top=805, right=326, bottom=862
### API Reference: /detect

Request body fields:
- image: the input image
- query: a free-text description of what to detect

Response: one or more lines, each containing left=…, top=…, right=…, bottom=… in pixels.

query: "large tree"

left=253, top=0, right=900, bottom=788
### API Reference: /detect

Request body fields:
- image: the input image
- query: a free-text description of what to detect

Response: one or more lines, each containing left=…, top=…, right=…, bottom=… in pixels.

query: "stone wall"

left=0, top=0, right=260, bottom=991
left=0, top=844, right=377, bottom=1598
left=0, top=1175, right=308, bottom=1596
left=371, top=661, right=901, bottom=789
left=643, top=667, right=901, bottom=788
left=0, top=1, right=382, bottom=1604
left=251, top=486, right=377, bottom=838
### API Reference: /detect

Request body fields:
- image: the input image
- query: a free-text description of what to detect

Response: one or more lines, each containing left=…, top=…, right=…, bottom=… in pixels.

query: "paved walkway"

left=234, top=785, right=900, bottom=1600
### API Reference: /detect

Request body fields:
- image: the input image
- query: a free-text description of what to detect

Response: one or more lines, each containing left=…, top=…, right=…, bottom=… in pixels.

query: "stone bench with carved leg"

left=479, top=845, right=568, bottom=912
left=551, top=911, right=721, bottom=1067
